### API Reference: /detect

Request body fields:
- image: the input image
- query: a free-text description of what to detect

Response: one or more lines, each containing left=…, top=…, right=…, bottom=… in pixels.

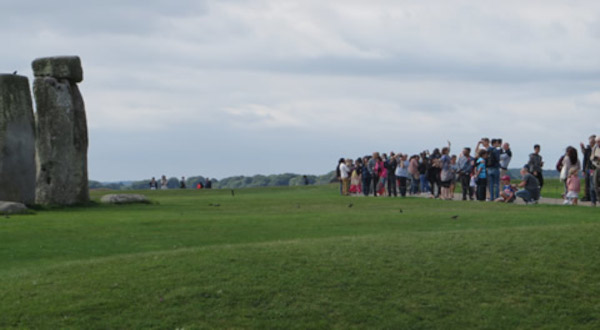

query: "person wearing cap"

left=515, top=166, right=540, bottom=204
left=495, top=175, right=516, bottom=203
left=580, top=135, right=596, bottom=201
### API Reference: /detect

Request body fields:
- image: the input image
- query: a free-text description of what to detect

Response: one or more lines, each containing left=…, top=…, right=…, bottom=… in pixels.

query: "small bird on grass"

left=231, top=190, right=235, bottom=197
left=348, top=203, right=353, bottom=208
left=208, top=203, right=221, bottom=207
left=399, top=209, right=403, bottom=213
left=451, top=215, right=459, bottom=219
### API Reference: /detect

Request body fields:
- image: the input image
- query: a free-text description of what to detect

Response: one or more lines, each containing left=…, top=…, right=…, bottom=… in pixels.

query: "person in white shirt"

left=339, top=159, right=352, bottom=196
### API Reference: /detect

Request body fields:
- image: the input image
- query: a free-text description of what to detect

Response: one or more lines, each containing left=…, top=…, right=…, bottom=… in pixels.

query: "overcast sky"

left=2, top=0, right=599, bottom=181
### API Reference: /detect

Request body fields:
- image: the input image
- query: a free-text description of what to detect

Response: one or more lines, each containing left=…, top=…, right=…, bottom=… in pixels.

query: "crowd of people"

left=336, top=135, right=600, bottom=206
left=149, top=175, right=212, bottom=190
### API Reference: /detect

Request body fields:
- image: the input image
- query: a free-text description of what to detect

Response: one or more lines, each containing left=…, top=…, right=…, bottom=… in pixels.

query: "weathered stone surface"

left=100, top=194, right=150, bottom=204
left=34, top=73, right=89, bottom=206
left=0, top=201, right=28, bottom=214
left=0, top=74, right=36, bottom=205
left=32, top=56, right=83, bottom=83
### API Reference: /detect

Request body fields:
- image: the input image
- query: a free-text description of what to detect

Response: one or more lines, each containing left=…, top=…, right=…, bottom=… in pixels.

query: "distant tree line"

left=89, top=172, right=337, bottom=191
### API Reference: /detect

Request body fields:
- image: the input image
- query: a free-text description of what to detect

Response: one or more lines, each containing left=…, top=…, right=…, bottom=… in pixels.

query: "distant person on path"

left=591, top=136, right=600, bottom=207
left=418, top=152, right=430, bottom=194
left=560, top=147, right=581, bottom=196
left=180, top=177, right=186, bottom=189
left=395, top=154, right=410, bottom=197
left=160, top=175, right=168, bottom=190
left=149, top=177, right=158, bottom=190
left=385, top=153, right=398, bottom=197
left=528, top=144, right=544, bottom=190
left=336, top=158, right=345, bottom=195
left=339, top=158, right=351, bottom=196
left=457, top=147, right=474, bottom=201
left=564, top=167, right=580, bottom=205
left=362, top=156, right=372, bottom=196
left=515, top=166, right=540, bottom=204
left=205, top=178, right=212, bottom=189
left=474, top=149, right=488, bottom=201
left=580, top=135, right=596, bottom=201
left=499, top=142, right=512, bottom=177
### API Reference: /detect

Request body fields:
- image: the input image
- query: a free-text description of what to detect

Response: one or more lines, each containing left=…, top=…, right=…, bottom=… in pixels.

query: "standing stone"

left=0, top=74, right=36, bottom=205
left=33, top=56, right=89, bottom=205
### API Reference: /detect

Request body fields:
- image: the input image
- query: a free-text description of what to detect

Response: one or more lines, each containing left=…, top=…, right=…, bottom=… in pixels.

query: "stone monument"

left=32, top=56, right=89, bottom=205
left=0, top=74, right=36, bottom=205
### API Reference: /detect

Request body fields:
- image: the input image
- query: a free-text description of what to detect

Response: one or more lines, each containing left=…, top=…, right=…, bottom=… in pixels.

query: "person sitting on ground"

left=515, top=166, right=540, bottom=204
left=495, top=175, right=516, bottom=203
left=564, top=167, right=580, bottom=205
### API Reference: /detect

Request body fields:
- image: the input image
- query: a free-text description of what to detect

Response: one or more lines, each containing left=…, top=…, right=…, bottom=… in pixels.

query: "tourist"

left=440, top=143, right=453, bottom=200
left=376, top=154, right=387, bottom=196
left=385, top=153, right=398, bottom=197
left=495, top=175, right=516, bottom=203
left=486, top=139, right=501, bottom=201
left=449, top=155, right=458, bottom=197
left=560, top=147, right=581, bottom=196
left=205, top=177, right=212, bottom=189
left=149, top=177, right=158, bottom=190
left=408, top=155, right=420, bottom=195
left=336, top=158, right=345, bottom=195
left=350, top=159, right=362, bottom=195
left=180, top=177, right=186, bottom=189
left=528, top=144, right=544, bottom=190
left=160, top=175, right=168, bottom=189
left=515, top=166, right=540, bottom=204
left=564, top=167, right=580, bottom=205
left=457, top=147, right=474, bottom=201
left=395, top=154, right=410, bottom=197
left=500, top=142, right=512, bottom=177
left=580, top=135, right=596, bottom=201
left=474, top=149, right=488, bottom=201
left=418, top=152, right=430, bottom=194
left=339, top=158, right=351, bottom=196
left=591, top=136, right=600, bottom=207
left=303, top=175, right=309, bottom=185
left=362, top=156, right=372, bottom=196
left=428, top=149, right=442, bottom=198
left=368, top=153, right=380, bottom=197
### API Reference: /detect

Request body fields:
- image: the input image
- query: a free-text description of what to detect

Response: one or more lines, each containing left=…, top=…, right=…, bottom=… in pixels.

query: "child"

left=495, top=175, right=516, bottom=203
left=564, top=167, right=580, bottom=205
left=349, top=167, right=361, bottom=195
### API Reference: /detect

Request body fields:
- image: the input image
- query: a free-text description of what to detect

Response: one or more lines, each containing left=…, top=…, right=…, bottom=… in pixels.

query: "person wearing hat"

left=495, top=175, right=516, bottom=203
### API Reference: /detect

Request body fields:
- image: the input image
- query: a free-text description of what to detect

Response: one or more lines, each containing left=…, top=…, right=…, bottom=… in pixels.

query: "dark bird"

left=399, top=209, right=403, bottom=213
left=348, top=203, right=353, bottom=208
left=451, top=215, right=459, bottom=219
left=231, top=189, right=235, bottom=197
left=213, top=204, right=220, bottom=207
left=12, top=71, right=17, bottom=75
left=296, top=204, right=300, bottom=209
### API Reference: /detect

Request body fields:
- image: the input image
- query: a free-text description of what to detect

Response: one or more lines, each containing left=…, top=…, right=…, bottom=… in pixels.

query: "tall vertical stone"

left=33, top=56, right=89, bottom=205
left=0, top=74, right=36, bottom=205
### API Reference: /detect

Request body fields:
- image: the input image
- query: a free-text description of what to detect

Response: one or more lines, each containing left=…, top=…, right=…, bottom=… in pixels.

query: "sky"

left=1, top=0, right=599, bottom=181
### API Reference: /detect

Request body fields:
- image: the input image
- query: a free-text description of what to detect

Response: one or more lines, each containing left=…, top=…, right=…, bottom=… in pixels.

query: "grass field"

left=1, top=183, right=599, bottom=329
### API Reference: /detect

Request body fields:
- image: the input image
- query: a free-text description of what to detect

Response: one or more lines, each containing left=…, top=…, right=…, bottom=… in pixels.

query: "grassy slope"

left=1, top=185, right=599, bottom=329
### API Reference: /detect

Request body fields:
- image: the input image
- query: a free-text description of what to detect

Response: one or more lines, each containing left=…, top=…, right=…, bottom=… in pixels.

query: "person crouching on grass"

left=495, top=175, right=516, bottom=203
left=564, top=167, right=580, bottom=205
left=515, top=166, right=540, bottom=204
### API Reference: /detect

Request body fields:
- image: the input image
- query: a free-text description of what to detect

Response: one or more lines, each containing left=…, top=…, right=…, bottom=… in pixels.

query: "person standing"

left=368, top=153, right=380, bottom=197
left=580, top=135, right=596, bottom=201
left=395, top=154, right=410, bottom=197
left=560, top=147, right=581, bottom=196
left=486, top=139, right=501, bottom=201
left=336, top=158, right=345, bottom=195
left=362, top=156, right=372, bottom=196
left=149, top=177, right=158, bottom=190
left=418, top=152, right=430, bottom=194
left=385, top=153, right=398, bottom=197
left=440, top=144, right=453, bottom=200
left=474, top=149, right=488, bottom=201
left=528, top=144, right=544, bottom=190
left=339, top=159, right=351, bottom=196
left=160, top=175, right=168, bottom=190
left=180, top=176, right=186, bottom=189
left=205, top=177, right=212, bottom=189
left=457, top=148, right=474, bottom=201
left=591, top=136, right=600, bottom=207
left=408, top=155, right=420, bottom=194
left=499, top=142, right=512, bottom=178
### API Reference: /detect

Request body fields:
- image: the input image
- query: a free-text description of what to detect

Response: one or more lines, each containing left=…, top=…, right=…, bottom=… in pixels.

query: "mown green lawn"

left=1, top=184, right=599, bottom=329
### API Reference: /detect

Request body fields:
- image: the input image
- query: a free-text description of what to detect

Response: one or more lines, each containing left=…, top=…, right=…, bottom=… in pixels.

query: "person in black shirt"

left=580, top=135, right=596, bottom=201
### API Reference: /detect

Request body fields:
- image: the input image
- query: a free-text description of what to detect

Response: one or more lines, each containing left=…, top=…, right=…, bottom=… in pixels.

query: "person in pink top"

left=564, top=167, right=581, bottom=205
